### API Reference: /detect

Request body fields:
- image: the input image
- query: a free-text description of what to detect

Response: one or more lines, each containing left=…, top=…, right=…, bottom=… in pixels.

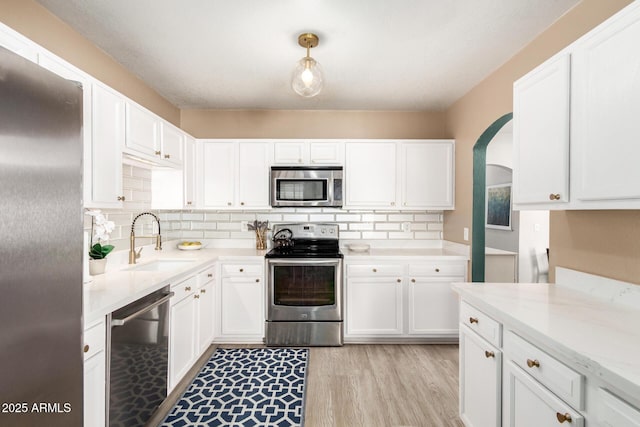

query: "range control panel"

left=272, top=223, right=339, bottom=240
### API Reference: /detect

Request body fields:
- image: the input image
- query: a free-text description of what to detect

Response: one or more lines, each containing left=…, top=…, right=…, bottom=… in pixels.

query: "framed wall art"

left=486, top=183, right=512, bottom=230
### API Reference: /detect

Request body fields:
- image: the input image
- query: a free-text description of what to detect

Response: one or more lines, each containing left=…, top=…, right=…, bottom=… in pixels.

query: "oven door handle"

left=111, top=292, right=174, bottom=327
left=267, top=258, right=342, bottom=265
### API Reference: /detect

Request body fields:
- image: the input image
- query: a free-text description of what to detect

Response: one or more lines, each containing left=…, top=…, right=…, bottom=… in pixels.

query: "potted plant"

left=86, top=210, right=115, bottom=275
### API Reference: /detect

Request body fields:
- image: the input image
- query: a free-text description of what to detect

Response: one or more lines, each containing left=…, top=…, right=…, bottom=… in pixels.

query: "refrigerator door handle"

left=110, top=292, right=174, bottom=327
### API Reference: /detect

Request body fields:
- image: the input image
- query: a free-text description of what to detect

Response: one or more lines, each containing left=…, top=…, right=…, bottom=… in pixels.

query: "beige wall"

left=444, top=0, right=638, bottom=284
left=181, top=109, right=447, bottom=139
left=0, top=0, right=180, bottom=125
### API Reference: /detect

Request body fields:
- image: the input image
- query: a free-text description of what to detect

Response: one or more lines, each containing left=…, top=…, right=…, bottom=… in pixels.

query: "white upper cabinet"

left=400, top=141, right=455, bottom=209
left=514, top=1, right=640, bottom=210
left=345, top=141, right=398, bottom=208
left=273, top=140, right=343, bottom=165
left=345, top=140, right=455, bottom=210
left=0, top=23, right=38, bottom=63
left=125, top=102, right=161, bottom=158
left=160, top=122, right=184, bottom=167
left=90, top=83, right=125, bottom=208
left=571, top=3, right=640, bottom=205
left=513, top=54, right=571, bottom=208
left=183, top=135, right=196, bottom=208
left=200, top=140, right=271, bottom=209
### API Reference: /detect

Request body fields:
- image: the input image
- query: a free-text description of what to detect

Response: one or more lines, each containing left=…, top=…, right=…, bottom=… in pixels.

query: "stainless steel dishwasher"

left=106, top=286, right=173, bottom=427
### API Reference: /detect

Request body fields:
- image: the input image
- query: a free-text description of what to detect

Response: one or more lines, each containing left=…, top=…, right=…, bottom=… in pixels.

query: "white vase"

left=89, top=258, right=107, bottom=275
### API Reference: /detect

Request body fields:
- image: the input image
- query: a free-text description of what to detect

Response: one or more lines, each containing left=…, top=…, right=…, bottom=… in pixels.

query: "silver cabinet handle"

left=111, top=292, right=174, bottom=327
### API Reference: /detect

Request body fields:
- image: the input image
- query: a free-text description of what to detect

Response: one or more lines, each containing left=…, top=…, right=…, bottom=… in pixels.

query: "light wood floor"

left=150, top=344, right=464, bottom=427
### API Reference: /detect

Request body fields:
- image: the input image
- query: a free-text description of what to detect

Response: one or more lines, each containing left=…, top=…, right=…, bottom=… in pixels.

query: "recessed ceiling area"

left=35, top=0, right=579, bottom=111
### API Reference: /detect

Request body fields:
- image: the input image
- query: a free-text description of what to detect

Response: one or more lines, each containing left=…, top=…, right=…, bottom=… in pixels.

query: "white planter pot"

left=89, top=258, right=107, bottom=275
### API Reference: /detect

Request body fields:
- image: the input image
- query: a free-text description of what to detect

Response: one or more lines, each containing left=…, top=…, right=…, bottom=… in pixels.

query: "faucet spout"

left=129, top=212, right=162, bottom=264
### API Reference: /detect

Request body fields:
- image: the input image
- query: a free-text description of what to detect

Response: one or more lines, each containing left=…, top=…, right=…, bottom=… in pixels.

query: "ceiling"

left=36, top=0, right=579, bottom=111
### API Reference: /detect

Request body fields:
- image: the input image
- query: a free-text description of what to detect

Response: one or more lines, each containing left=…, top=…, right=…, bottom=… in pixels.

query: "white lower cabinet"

left=503, top=361, right=584, bottom=427
left=216, top=261, right=265, bottom=342
left=196, top=265, right=215, bottom=355
left=345, top=259, right=465, bottom=341
left=83, top=318, right=106, bottom=427
left=169, top=276, right=198, bottom=391
left=459, top=324, right=501, bottom=427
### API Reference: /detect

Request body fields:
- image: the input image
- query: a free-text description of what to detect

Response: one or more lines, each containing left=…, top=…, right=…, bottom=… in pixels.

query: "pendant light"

left=291, top=33, right=324, bottom=97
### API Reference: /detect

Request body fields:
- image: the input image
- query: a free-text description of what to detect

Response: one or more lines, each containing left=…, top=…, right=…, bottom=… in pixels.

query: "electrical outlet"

left=463, top=227, right=469, bottom=241
left=402, top=222, right=411, bottom=232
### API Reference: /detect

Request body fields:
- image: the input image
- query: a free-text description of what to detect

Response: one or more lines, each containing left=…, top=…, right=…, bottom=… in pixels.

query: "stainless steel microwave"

left=270, top=166, right=343, bottom=207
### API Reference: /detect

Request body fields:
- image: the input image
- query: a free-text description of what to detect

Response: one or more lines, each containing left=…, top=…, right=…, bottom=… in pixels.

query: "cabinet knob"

left=372, top=268, right=377, bottom=273
left=83, top=344, right=90, bottom=353
left=117, top=196, right=126, bottom=201
left=411, top=278, right=416, bottom=283
left=298, top=158, right=302, bottom=163
left=155, top=150, right=161, bottom=156
left=200, top=289, right=206, bottom=294
left=187, top=201, right=193, bottom=205
left=556, top=412, right=572, bottom=423
left=397, top=279, right=401, bottom=283
left=227, top=202, right=232, bottom=206
left=164, top=154, right=170, bottom=159
left=484, top=350, right=495, bottom=358
left=239, top=268, right=244, bottom=272
left=549, top=193, right=561, bottom=201
left=194, top=294, right=200, bottom=299
left=185, top=286, right=191, bottom=291
left=526, top=358, right=540, bottom=368
left=435, top=268, right=440, bottom=273
left=390, top=202, right=395, bottom=206
left=240, top=202, right=245, bottom=206
left=207, top=273, right=213, bottom=278
left=255, top=278, right=260, bottom=283
left=469, top=317, right=479, bottom=324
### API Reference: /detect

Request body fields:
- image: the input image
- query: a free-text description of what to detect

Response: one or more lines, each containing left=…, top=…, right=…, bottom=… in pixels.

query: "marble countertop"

left=453, top=281, right=640, bottom=402
left=84, top=247, right=266, bottom=325
left=342, top=247, right=469, bottom=260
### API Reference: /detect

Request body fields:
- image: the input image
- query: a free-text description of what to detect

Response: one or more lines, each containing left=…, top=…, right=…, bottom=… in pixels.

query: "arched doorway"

left=471, top=113, right=513, bottom=282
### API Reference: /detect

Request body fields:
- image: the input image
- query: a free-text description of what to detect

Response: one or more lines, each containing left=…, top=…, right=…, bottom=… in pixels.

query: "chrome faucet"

left=129, top=212, right=162, bottom=264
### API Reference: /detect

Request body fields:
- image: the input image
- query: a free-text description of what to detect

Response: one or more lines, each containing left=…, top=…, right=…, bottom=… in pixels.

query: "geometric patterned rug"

left=160, top=348, right=309, bottom=427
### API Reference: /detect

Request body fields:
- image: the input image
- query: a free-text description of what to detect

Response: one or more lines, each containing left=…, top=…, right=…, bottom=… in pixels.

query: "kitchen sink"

left=126, top=259, right=197, bottom=272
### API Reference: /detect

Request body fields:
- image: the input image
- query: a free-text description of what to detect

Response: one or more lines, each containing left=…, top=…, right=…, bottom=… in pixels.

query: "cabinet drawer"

left=597, top=389, right=640, bottom=427
left=504, top=330, right=584, bottom=409
left=409, top=262, right=466, bottom=277
left=83, top=319, right=106, bottom=360
left=171, top=276, right=197, bottom=304
left=198, top=264, right=216, bottom=287
left=221, top=263, right=263, bottom=277
left=347, top=264, right=403, bottom=277
left=460, top=301, right=502, bottom=347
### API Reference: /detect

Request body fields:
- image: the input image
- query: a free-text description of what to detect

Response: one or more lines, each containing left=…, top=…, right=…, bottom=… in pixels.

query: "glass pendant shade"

left=291, top=56, right=324, bottom=97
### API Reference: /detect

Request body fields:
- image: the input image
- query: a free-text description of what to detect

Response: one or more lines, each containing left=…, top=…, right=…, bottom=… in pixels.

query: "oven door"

left=267, top=258, right=342, bottom=321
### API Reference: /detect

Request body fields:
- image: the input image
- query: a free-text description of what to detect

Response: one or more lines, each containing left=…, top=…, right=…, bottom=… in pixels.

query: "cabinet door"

left=459, top=325, right=501, bottom=427
left=345, top=142, right=398, bottom=208
left=169, top=294, right=197, bottom=391
left=125, top=102, right=160, bottom=158
left=183, top=136, right=196, bottom=208
left=160, top=122, right=183, bottom=166
left=309, top=141, right=343, bottom=164
left=408, top=276, right=460, bottom=335
left=84, top=351, right=106, bottom=427
left=220, top=277, right=264, bottom=336
left=197, top=281, right=215, bottom=355
left=201, top=141, right=235, bottom=208
left=513, top=54, right=570, bottom=207
left=572, top=5, right=640, bottom=203
left=401, top=141, right=454, bottom=209
left=91, top=83, right=124, bottom=208
left=346, top=277, right=403, bottom=335
left=0, top=24, right=38, bottom=62
left=503, top=361, right=584, bottom=427
left=238, top=141, right=271, bottom=208
left=273, top=141, right=306, bottom=164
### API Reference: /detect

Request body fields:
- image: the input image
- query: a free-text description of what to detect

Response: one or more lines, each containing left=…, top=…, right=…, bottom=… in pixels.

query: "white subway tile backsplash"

left=339, top=231, right=361, bottom=239
left=428, top=223, right=444, bottom=231
left=361, top=231, right=388, bottom=240
left=375, top=223, right=401, bottom=231
left=361, top=214, right=387, bottom=222
left=349, top=223, right=374, bottom=231
left=415, top=213, right=441, bottom=222
left=182, top=213, right=205, bottom=221
left=123, top=177, right=144, bottom=190
left=217, top=222, right=242, bottom=231
left=230, top=231, right=255, bottom=239
left=205, top=213, right=230, bottom=221
left=282, top=214, right=309, bottom=222
left=388, top=232, right=413, bottom=239
left=336, top=214, right=361, bottom=222
left=204, top=231, right=230, bottom=238
left=231, top=213, right=257, bottom=221
left=410, top=223, right=427, bottom=231
left=182, top=231, right=205, bottom=239
left=309, top=214, right=335, bottom=222
left=388, top=214, right=414, bottom=222
left=414, top=231, right=442, bottom=239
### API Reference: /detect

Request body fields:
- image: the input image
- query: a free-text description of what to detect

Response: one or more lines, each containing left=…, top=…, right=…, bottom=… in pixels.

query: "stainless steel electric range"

left=265, top=223, right=343, bottom=346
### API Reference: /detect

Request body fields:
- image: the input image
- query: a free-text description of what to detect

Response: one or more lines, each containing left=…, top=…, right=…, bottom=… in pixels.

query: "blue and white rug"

left=161, top=348, right=309, bottom=427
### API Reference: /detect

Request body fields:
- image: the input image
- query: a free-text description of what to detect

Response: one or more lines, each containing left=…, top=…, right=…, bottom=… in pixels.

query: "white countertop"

left=83, top=247, right=266, bottom=324
left=452, top=281, right=640, bottom=402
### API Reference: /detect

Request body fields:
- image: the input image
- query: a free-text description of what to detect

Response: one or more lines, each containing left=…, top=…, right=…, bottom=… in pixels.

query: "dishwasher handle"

left=111, top=292, right=174, bottom=327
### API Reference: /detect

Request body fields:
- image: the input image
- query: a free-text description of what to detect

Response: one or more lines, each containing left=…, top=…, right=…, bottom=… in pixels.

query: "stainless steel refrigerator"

left=0, top=46, right=83, bottom=426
